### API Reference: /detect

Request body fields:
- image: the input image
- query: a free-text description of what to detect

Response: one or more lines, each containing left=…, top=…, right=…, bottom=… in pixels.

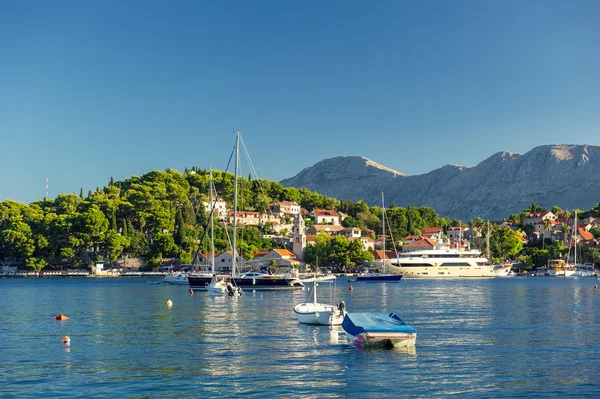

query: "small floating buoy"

left=189, top=288, right=194, bottom=295
left=166, top=299, right=173, bottom=307
left=595, top=284, right=598, bottom=290
left=54, top=314, right=68, bottom=321
left=62, top=336, right=70, bottom=345
left=349, top=285, right=354, bottom=291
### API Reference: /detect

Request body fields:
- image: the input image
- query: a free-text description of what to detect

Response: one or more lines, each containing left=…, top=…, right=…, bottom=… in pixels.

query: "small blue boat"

left=355, top=274, right=402, bottom=283
left=341, top=312, right=416, bottom=348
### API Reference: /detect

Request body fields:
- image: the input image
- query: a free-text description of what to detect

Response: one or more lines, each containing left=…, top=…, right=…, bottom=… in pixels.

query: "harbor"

left=2, top=276, right=600, bottom=398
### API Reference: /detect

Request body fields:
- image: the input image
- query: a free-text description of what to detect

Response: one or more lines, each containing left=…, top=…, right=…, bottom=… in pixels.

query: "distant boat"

left=294, top=280, right=346, bottom=325
left=231, top=268, right=304, bottom=291
left=493, top=263, right=515, bottom=277
left=356, top=274, right=402, bottom=283
left=162, top=270, right=189, bottom=285
left=204, top=169, right=241, bottom=297
left=357, top=192, right=403, bottom=283
left=300, top=274, right=336, bottom=283
left=341, top=312, right=417, bottom=348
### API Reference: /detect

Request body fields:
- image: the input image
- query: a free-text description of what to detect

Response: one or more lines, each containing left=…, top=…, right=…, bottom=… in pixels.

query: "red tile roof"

left=374, top=250, right=397, bottom=260
left=312, top=209, right=339, bottom=217
left=404, top=237, right=437, bottom=247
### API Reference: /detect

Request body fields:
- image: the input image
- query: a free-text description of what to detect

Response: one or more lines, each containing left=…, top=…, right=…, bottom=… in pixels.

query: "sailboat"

left=567, top=212, right=594, bottom=277
left=294, top=279, right=346, bottom=325
left=356, top=192, right=402, bottom=283
left=205, top=170, right=241, bottom=296
left=189, top=132, right=303, bottom=291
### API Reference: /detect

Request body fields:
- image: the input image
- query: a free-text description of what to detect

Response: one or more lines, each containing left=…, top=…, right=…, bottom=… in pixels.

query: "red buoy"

left=349, top=285, right=354, bottom=291
left=54, top=314, right=69, bottom=321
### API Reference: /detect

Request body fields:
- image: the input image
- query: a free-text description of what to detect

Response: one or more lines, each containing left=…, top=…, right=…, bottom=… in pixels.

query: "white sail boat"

left=205, top=169, right=236, bottom=296
left=567, top=212, right=594, bottom=277
left=294, top=278, right=346, bottom=325
left=356, top=192, right=402, bottom=282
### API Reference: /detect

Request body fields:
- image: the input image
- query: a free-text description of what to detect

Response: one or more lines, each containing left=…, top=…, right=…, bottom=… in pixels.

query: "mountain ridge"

left=280, top=144, right=600, bottom=220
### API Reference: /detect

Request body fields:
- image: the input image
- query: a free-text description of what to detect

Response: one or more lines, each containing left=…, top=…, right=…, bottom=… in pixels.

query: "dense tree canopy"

left=2, top=168, right=600, bottom=271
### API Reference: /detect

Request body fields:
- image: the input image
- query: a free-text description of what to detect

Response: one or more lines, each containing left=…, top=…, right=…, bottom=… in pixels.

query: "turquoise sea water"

left=2, top=277, right=600, bottom=398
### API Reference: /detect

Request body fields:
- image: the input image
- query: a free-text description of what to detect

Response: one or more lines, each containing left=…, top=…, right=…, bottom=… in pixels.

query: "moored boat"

left=493, top=263, right=514, bottom=277
left=162, top=272, right=190, bottom=285
left=294, top=280, right=346, bottom=325
left=231, top=270, right=304, bottom=290
left=387, top=245, right=495, bottom=278
left=356, top=274, right=402, bottom=282
left=341, top=312, right=417, bottom=348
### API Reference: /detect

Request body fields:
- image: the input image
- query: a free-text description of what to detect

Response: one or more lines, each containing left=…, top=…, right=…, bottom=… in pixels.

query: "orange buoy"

left=595, top=284, right=598, bottom=290
left=54, top=314, right=69, bottom=321
left=62, top=336, right=70, bottom=345
left=349, top=285, right=354, bottom=291
left=189, top=288, right=194, bottom=295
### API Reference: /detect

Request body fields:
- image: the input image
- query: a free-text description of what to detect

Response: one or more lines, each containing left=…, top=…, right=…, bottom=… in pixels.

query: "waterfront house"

left=247, top=248, right=301, bottom=271
left=214, top=251, right=246, bottom=274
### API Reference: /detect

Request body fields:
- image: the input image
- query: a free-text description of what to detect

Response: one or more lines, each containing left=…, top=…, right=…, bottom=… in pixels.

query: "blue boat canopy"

left=342, top=312, right=416, bottom=336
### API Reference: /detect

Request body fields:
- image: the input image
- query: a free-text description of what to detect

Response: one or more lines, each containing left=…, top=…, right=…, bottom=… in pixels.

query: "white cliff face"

left=280, top=145, right=600, bottom=220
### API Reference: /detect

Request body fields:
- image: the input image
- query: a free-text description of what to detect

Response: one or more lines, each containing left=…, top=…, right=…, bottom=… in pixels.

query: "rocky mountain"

left=280, top=144, right=600, bottom=221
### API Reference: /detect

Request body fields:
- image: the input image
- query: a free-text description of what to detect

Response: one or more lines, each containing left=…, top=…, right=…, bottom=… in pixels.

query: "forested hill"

left=4, top=167, right=598, bottom=272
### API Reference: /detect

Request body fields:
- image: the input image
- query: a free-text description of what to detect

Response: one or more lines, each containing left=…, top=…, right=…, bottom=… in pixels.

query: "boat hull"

left=387, top=263, right=495, bottom=278
left=188, top=275, right=219, bottom=289
left=294, top=303, right=345, bottom=325
left=356, top=274, right=402, bottom=282
left=162, top=274, right=189, bottom=285
left=345, top=331, right=417, bottom=348
left=493, top=264, right=513, bottom=277
left=231, top=277, right=304, bottom=290
left=342, top=312, right=417, bottom=348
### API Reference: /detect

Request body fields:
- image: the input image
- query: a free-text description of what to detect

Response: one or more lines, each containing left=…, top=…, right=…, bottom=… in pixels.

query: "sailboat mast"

left=382, top=192, right=385, bottom=274
left=574, top=212, right=577, bottom=265
left=210, top=169, right=215, bottom=274
left=486, top=221, right=490, bottom=260
left=232, top=132, right=240, bottom=275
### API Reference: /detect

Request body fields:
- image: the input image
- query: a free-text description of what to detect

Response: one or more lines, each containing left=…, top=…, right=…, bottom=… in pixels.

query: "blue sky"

left=1, top=0, right=599, bottom=203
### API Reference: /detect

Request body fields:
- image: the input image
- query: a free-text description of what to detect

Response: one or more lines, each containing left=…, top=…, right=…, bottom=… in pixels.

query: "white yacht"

left=493, top=263, right=515, bottom=277
left=387, top=243, right=495, bottom=278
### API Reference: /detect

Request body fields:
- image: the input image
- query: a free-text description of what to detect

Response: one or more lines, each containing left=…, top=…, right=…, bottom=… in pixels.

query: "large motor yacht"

left=387, top=242, right=495, bottom=278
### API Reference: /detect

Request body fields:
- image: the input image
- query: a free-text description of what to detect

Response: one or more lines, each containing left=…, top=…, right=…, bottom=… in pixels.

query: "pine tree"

left=111, top=212, right=117, bottom=231
left=174, top=209, right=185, bottom=248
left=122, top=219, right=128, bottom=236
left=79, top=188, right=84, bottom=199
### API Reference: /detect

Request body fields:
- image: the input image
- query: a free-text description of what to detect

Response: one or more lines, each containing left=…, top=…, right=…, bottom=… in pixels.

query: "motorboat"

left=206, top=275, right=243, bottom=296
left=162, top=272, right=189, bottom=285
left=341, top=312, right=417, bottom=348
left=493, top=263, right=514, bottom=277
left=294, top=280, right=346, bottom=325
left=570, top=263, right=595, bottom=277
left=300, top=274, right=337, bottom=283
